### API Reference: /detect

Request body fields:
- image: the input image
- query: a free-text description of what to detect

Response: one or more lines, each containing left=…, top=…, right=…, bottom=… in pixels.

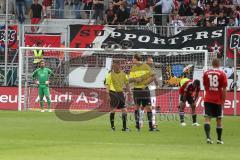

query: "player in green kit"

left=32, top=61, right=54, bottom=112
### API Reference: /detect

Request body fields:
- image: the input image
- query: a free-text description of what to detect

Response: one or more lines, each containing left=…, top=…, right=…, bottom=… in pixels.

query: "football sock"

left=204, top=123, right=211, bottom=139
left=110, top=112, right=115, bottom=128
left=179, top=111, right=185, bottom=123
left=152, top=109, right=156, bottom=126
left=134, top=110, right=140, bottom=129
left=147, top=111, right=153, bottom=129
left=46, top=96, right=51, bottom=109
left=139, top=110, right=144, bottom=127
left=192, top=114, right=197, bottom=123
left=122, top=112, right=127, bottom=129
left=216, top=127, right=223, bottom=141
left=40, top=96, right=44, bottom=110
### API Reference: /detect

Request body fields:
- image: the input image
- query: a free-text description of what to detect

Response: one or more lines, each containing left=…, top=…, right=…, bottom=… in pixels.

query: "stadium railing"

left=0, top=14, right=15, bottom=20
left=106, top=24, right=196, bottom=37
left=46, top=9, right=94, bottom=19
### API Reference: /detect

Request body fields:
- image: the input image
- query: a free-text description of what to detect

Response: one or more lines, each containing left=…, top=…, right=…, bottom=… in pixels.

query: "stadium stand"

left=0, top=0, right=240, bottom=27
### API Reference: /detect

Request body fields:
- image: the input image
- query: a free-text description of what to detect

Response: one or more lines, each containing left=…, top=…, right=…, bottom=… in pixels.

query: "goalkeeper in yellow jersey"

left=105, top=60, right=131, bottom=131
left=32, top=61, right=54, bottom=112
left=129, top=54, right=159, bottom=131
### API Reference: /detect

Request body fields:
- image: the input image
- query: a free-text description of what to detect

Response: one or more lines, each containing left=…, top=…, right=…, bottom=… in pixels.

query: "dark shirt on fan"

left=31, top=4, right=43, bottom=18
left=116, top=8, right=129, bottom=23
left=94, top=0, right=104, bottom=10
left=217, top=16, right=228, bottom=26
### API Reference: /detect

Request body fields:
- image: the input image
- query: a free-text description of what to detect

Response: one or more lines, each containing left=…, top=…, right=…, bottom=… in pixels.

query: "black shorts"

left=133, top=87, right=151, bottom=107
left=204, top=102, right=223, bottom=118
left=109, top=91, right=126, bottom=109
left=180, top=95, right=194, bottom=105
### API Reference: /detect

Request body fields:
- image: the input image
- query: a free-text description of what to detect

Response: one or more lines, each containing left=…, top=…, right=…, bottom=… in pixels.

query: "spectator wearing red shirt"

left=173, top=0, right=179, bottom=11
left=42, top=0, right=53, bottom=17
left=203, top=58, right=227, bottom=144
left=136, top=0, right=147, bottom=10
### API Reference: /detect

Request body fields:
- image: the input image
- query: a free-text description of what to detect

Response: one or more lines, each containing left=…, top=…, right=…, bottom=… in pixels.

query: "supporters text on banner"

left=69, top=25, right=225, bottom=57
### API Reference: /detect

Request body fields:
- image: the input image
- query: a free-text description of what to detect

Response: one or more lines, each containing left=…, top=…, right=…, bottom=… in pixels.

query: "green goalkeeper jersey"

left=32, top=67, right=53, bottom=85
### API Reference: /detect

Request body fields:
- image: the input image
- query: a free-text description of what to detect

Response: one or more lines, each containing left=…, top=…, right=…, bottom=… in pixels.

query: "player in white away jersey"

left=139, top=57, right=160, bottom=128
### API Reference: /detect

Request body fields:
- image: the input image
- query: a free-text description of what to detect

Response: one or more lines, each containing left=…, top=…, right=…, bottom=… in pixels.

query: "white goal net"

left=18, top=47, right=211, bottom=113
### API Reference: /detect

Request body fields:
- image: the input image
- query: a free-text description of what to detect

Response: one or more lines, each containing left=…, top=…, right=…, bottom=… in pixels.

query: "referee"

left=105, top=60, right=130, bottom=131
left=129, top=54, right=158, bottom=131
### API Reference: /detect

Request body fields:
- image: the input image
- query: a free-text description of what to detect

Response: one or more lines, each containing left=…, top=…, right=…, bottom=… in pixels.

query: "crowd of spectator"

left=1, top=0, right=240, bottom=27
left=103, top=0, right=240, bottom=27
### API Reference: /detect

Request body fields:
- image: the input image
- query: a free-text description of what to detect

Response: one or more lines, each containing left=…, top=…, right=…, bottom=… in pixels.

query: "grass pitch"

left=0, top=111, right=239, bottom=160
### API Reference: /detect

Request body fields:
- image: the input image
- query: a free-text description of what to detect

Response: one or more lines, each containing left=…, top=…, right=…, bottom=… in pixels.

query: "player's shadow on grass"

left=54, top=88, right=111, bottom=121
left=55, top=109, right=107, bottom=121
left=53, top=87, right=177, bottom=121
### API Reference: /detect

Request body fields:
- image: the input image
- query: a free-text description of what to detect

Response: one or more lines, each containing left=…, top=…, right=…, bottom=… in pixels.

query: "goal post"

left=18, top=47, right=209, bottom=112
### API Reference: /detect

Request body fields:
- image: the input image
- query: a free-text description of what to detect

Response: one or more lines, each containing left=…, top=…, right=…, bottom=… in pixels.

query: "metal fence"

left=107, top=24, right=195, bottom=37
left=46, top=9, right=94, bottom=20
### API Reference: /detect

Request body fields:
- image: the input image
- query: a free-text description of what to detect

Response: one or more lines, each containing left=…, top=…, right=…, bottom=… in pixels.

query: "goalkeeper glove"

left=45, top=81, right=50, bottom=85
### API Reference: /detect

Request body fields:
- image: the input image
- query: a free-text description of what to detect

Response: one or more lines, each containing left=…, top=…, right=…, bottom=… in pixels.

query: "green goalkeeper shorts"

left=38, top=85, right=50, bottom=97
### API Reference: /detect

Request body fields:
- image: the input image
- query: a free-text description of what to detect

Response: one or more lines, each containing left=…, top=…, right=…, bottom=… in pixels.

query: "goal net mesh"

left=18, top=48, right=212, bottom=114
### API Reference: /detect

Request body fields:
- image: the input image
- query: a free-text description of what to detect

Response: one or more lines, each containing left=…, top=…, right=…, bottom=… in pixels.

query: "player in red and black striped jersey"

left=203, top=58, right=227, bottom=144
left=178, top=78, right=200, bottom=126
